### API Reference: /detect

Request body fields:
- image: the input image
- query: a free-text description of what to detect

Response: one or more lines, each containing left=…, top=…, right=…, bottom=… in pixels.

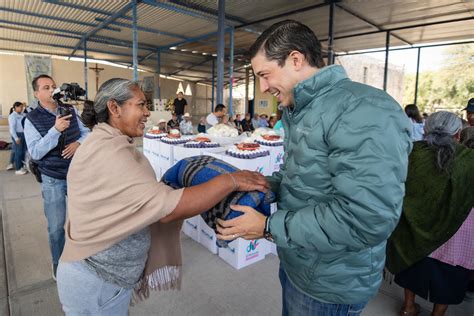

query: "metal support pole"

left=156, top=50, right=161, bottom=99
left=245, top=67, right=249, bottom=113
left=414, top=47, right=421, bottom=106
left=83, top=40, right=88, bottom=99
left=211, top=58, right=215, bottom=112
left=328, top=1, right=335, bottom=65
left=132, top=0, right=138, bottom=81
left=216, top=0, right=225, bottom=105
left=228, top=26, right=234, bottom=115
left=383, top=31, right=390, bottom=91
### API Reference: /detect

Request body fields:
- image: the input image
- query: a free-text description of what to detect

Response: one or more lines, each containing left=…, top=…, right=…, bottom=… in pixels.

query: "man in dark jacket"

left=24, top=74, right=89, bottom=280
left=216, top=20, right=412, bottom=315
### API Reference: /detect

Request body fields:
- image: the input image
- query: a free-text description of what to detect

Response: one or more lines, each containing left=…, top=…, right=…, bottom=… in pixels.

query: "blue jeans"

left=279, top=266, right=367, bottom=316
left=57, top=261, right=132, bottom=315
left=11, top=132, right=26, bottom=170
left=41, top=174, right=67, bottom=265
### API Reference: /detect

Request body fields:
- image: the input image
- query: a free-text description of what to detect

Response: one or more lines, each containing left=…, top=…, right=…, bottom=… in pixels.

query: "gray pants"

left=57, top=261, right=132, bottom=316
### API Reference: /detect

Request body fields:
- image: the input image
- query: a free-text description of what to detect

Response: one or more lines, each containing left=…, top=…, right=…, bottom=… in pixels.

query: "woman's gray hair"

left=81, top=78, right=140, bottom=128
left=424, top=111, right=462, bottom=173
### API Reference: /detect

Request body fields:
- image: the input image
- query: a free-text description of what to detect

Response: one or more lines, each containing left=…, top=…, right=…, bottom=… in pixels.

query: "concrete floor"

left=0, top=128, right=472, bottom=315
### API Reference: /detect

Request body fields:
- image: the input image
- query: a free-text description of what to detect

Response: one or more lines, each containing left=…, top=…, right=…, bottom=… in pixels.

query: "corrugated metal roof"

left=0, top=0, right=472, bottom=84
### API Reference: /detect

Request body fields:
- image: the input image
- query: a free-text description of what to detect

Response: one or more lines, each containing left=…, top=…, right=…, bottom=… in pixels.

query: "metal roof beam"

left=42, top=0, right=133, bottom=21
left=335, top=3, right=413, bottom=46
left=236, top=2, right=330, bottom=29
left=322, top=16, right=474, bottom=42
left=141, top=0, right=261, bottom=34
left=94, top=18, right=188, bottom=40
left=168, top=56, right=213, bottom=76
left=0, top=37, right=142, bottom=58
left=69, top=2, right=136, bottom=58
left=0, top=7, right=121, bottom=32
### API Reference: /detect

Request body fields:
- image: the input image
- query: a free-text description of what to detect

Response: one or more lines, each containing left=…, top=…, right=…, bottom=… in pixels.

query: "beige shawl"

left=61, top=123, right=184, bottom=299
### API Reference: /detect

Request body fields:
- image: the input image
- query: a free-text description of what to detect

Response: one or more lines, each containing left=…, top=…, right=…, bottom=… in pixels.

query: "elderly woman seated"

left=56, top=78, right=268, bottom=315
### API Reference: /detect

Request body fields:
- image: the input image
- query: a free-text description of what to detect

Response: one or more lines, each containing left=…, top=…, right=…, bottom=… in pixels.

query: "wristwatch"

left=263, top=216, right=274, bottom=242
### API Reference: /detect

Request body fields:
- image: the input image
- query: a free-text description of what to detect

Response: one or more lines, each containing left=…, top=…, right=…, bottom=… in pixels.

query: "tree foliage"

left=403, top=44, right=474, bottom=114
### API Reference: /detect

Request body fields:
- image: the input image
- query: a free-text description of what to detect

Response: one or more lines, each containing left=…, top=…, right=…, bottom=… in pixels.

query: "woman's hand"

left=228, top=171, right=269, bottom=193
left=216, top=205, right=266, bottom=240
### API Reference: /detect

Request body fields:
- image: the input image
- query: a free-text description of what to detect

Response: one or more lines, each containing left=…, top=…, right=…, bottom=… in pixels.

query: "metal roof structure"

left=1, top=0, right=473, bottom=85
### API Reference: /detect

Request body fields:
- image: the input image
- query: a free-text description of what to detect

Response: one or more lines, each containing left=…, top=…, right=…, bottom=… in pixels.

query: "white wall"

left=0, top=53, right=215, bottom=120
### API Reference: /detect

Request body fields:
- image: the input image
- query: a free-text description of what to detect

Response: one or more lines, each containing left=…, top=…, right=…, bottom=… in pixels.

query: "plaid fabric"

left=162, top=155, right=275, bottom=246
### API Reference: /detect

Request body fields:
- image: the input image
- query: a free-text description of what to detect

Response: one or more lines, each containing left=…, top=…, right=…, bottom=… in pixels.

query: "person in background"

left=460, top=126, right=474, bottom=148
left=179, top=112, right=193, bottom=135
left=268, top=113, right=277, bottom=128
left=24, top=74, right=90, bottom=281
left=387, top=111, right=474, bottom=316
left=241, top=113, right=254, bottom=132
left=251, top=113, right=260, bottom=129
left=158, top=119, right=168, bottom=133
left=8, top=101, right=27, bottom=175
left=258, top=114, right=269, bottom=128
left=227, top=115, right=238, bottom=129
left=173, top=91, right=188, bottom=122
left=56, top=78, right=268, bottom=315
left=217, top=20, right=412, bottom=316
left=463, top=98, right=474, bottom=127
left=167, top=112, right=179, bottom=130
left=404, top=104, right=424, bottom=141
left=197, top=116, right=206, bottom=133
left=273, top=111, right=284, bottom=135
left=6, top=105, right=16, bottom=171
left=206, top=104, right=226, bottom=127
left=234, top=114, right=243, bottom=133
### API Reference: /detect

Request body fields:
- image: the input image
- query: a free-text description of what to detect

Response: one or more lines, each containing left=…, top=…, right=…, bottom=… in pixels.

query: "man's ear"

left=288, top=50, right=305, bottom=71
left=107, top=100, right=121, bottom=118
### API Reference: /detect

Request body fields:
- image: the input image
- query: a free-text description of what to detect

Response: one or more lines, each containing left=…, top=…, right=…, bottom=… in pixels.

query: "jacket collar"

left=292, top=65, right=348, bottom=113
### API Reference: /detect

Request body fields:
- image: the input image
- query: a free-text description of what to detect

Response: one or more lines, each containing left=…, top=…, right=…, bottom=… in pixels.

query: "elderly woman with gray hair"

left=56, top=78, right=268, bottom=315
left=386, top=111, right=474, bottom=316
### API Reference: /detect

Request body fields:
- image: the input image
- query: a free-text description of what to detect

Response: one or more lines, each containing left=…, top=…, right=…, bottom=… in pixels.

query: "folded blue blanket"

left=162, top=155, right=275, bottom=246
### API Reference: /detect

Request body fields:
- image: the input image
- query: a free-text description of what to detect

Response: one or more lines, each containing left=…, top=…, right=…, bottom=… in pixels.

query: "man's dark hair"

left=248, top=20, right=325, bottom=68
left=32, top=74, right=54, bottom=91
left=215, top=104, right=226, bottom=112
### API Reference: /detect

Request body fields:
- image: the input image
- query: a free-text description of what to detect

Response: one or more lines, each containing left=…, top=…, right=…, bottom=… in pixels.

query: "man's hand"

left=62, top=141, right=80, bottom=159
left=15, top=138, right=21, bottom=145
left=216, top=205, right=266, bottom=241
left=54, top=114, right=72, bottom=132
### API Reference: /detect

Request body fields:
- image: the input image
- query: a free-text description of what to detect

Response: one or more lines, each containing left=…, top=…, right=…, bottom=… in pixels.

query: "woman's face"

left=115, top=88, right=150, bottom=138
left=15, top=105, right=24, bottom=113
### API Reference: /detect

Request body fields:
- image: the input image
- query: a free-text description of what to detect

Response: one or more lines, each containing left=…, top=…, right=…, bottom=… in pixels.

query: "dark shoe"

left=52, top=263, right=58, bottom=281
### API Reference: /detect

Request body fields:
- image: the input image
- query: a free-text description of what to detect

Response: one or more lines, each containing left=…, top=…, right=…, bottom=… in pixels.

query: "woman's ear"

left=107, top=100, right=121, bottom=118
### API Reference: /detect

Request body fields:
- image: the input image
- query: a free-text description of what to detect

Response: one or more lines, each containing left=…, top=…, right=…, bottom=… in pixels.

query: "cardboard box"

left=158, top=141, right=174, bottom=174
left=182, top=215, right=200, bottom=242
left=197, top=216, right=218, bottom=254
left=143, top=138, right=161, bottom=179
left=260, top=144, right=285, bottom=173
left=207, top=151, right=272, bottom=176
left=173, top=145, right=224, bottom=165
left=218, top=238, right=267, bottom=269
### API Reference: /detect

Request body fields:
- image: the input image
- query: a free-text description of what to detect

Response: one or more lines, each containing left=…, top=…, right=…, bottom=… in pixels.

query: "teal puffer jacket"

left=268, top=65, right=412, bottom=304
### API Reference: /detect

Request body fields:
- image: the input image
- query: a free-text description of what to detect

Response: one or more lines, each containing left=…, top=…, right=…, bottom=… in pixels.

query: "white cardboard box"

left=260, top=144, right=285, bottom=173
left=218, top=238, right=267, bottom=269
left=269, top=202, right=278, bottom=255
left=173, top=145, right=224, bottom=165
left=143, top=138, right=161, bottom=179
left=197, top=216, right=218, bottom=254
left=207, top=151, right=272, bottom=176
left=182, top=215, right=200, bottom=242
left=158, top=141, right=174, bottom=174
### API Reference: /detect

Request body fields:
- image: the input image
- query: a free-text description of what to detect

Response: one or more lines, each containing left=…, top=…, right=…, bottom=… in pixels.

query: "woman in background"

left=404, top=104, right=425, bottom=141
left=8, top=101, right=27, bottom=175
left=387, top=111, right=474, bottom=316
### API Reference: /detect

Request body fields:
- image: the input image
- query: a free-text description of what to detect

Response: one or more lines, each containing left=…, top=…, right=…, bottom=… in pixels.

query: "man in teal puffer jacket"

left=217, top=20, right=412, bottom=315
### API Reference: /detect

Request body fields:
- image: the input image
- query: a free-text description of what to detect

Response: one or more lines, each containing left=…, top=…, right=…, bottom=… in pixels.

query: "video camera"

left=53, top=83, right=86, bottom=102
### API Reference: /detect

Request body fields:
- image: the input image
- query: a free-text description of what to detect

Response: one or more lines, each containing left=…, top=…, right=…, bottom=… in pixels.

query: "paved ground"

left=0, top=127, right=472, bottom=315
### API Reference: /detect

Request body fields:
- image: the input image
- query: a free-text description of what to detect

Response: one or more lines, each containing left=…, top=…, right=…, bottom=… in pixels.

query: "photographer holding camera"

left=24, top=74, right=90, bottom=281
